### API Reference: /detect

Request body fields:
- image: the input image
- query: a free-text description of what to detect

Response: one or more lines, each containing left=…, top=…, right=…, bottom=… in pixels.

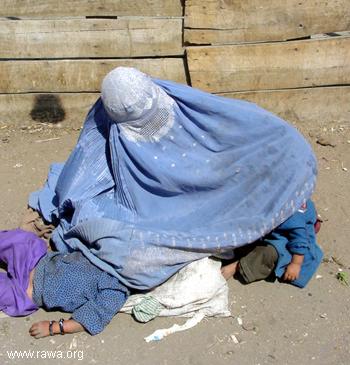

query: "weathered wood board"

left=1, top=87, right=348, bottom=128
left=0, top=18, right=183, bottom=58
left=0, top=0, right=182, bottom=17
left=0, top=93, right=98, bottom=127
left=0, top=58, right=187, bottom=93
left=218, top=87, right=350, bottom=127
left=185, top=0, right=350, bottom=44
left=187, top=37, right=350, bottom=93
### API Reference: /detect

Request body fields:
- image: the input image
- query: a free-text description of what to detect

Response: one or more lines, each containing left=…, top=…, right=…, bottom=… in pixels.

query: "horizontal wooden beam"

left=1, top=87, right=349, bottom=128
left=185, top=0, right=350, bottom=44
left=0, top=0, right=182, bottom=17
left=187, top=37, right=350, bottom=93
left=0, top=93, right=98, bottom=128
left=0, top=58, right=187, bottom=93
left=218, top=86, right=350, bottom=127
left=0, top=18, right=183, bottom=58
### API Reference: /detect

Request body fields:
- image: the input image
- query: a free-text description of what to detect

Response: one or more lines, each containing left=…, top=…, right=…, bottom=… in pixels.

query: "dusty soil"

left=0, top=118, right=349, bottom=365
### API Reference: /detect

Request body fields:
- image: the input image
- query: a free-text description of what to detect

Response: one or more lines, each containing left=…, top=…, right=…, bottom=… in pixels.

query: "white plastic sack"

left=121, top=257, right=230, bottom=318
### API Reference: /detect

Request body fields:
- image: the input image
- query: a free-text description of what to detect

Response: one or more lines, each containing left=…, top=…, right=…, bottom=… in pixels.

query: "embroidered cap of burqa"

left=30, top=67, right=317, bottom=289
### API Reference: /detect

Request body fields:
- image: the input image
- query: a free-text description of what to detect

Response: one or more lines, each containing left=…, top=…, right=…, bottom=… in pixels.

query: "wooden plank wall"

left=0, top=1, right=181, bottom=17
left=0, top=1, right=185, bottom=127
left=185, top=0, right=350, bottom=44
left=185, top=0, right=350, bottom=126
left=1, top=18, right=183, bottom=58
left=1, top=0, right=350, bottom=127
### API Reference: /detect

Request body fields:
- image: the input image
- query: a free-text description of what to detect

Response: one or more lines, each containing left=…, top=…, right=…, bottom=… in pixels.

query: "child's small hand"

left=29, top=321, right=51, bottom=339
left=283, top=262, right=301, bottom=281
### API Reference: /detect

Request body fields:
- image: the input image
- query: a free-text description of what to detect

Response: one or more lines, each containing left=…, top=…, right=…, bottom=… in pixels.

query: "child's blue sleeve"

left=276, top=212, right=309, bottom=255
left=72, top=275, right=129, bottom=335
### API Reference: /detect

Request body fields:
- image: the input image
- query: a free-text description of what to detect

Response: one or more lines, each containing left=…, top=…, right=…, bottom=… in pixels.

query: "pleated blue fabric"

left=29, top=68, right=317, bottom=289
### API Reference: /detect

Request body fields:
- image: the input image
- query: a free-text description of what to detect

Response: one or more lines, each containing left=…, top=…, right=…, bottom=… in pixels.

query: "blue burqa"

left=30, top=68, right=317, bottom=290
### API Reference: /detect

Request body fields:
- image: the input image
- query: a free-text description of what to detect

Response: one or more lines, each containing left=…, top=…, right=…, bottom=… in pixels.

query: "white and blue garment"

left=30, top=67, right=317, bottom=290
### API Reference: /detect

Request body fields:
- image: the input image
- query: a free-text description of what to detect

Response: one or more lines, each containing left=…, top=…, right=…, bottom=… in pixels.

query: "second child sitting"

left=221, top=200, right=323, bottom=288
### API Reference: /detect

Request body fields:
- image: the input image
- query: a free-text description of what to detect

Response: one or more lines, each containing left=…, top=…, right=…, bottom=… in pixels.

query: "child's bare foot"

left=221, top=261, right=238, bottom=280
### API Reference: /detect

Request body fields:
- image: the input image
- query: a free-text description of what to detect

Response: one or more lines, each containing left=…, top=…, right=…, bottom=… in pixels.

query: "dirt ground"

left=0, top=117, right=349, bottom=365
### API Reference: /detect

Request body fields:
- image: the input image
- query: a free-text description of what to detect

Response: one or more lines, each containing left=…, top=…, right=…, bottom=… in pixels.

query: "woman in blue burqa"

left=29, top=67, right=317, bottom=290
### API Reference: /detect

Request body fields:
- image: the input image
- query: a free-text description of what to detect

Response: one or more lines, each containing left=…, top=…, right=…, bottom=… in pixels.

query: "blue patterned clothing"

left=29, top=69, right=318, bottom=290
left=32, top=251, right=129, bottom=335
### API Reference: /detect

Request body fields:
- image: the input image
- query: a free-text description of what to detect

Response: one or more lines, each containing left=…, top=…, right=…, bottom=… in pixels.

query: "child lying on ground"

left=221, top=200, right=323, bottom=288
left=0, top=229, right=129, bottom=338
